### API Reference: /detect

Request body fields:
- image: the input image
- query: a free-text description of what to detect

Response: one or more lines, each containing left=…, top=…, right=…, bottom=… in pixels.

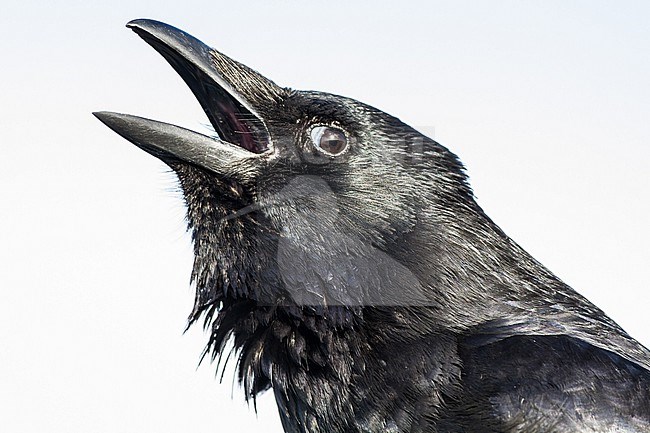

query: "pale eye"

left=310, top=126, right=348, bottom=155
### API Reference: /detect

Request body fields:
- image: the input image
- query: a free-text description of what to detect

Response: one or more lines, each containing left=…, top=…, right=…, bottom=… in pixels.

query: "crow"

left=95, top=19, right=650, bottom=433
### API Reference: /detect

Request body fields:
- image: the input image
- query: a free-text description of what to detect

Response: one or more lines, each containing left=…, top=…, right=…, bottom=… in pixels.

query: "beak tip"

left=125, top=19, right=178, bottom=39
left=93, top=111, right=118, bottom=127
left=125, top=18, right=150, bottom=30
left=93, top=110, right=107, bottom=123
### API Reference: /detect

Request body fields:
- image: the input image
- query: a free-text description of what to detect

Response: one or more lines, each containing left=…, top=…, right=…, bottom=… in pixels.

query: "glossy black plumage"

left=95, top=19, right=650, bottom=433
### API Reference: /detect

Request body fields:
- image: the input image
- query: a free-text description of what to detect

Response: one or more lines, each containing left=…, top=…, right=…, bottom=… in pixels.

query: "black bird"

left=95, top=19, right=650, bottom=433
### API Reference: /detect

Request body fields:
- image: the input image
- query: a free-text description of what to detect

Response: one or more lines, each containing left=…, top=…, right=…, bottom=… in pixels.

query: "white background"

left=1, top=1, right=648, bottom=432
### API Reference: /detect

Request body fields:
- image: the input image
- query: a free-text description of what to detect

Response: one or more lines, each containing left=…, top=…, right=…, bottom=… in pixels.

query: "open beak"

left=94, top=19, right=279, bottom=174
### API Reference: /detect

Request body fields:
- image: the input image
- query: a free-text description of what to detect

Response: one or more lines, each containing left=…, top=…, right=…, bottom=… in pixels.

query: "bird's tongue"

left=215, top=100, right=259, bottom=153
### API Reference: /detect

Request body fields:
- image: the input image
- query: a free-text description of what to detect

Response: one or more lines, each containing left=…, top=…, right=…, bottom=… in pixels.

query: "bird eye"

left=310, top=126, right=348, bottom=156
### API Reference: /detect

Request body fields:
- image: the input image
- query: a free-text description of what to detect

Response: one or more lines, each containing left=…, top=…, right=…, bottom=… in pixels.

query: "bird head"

left=96, top=19, right=476, bottom=313
left=95, top=19, right=486, bottom=396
